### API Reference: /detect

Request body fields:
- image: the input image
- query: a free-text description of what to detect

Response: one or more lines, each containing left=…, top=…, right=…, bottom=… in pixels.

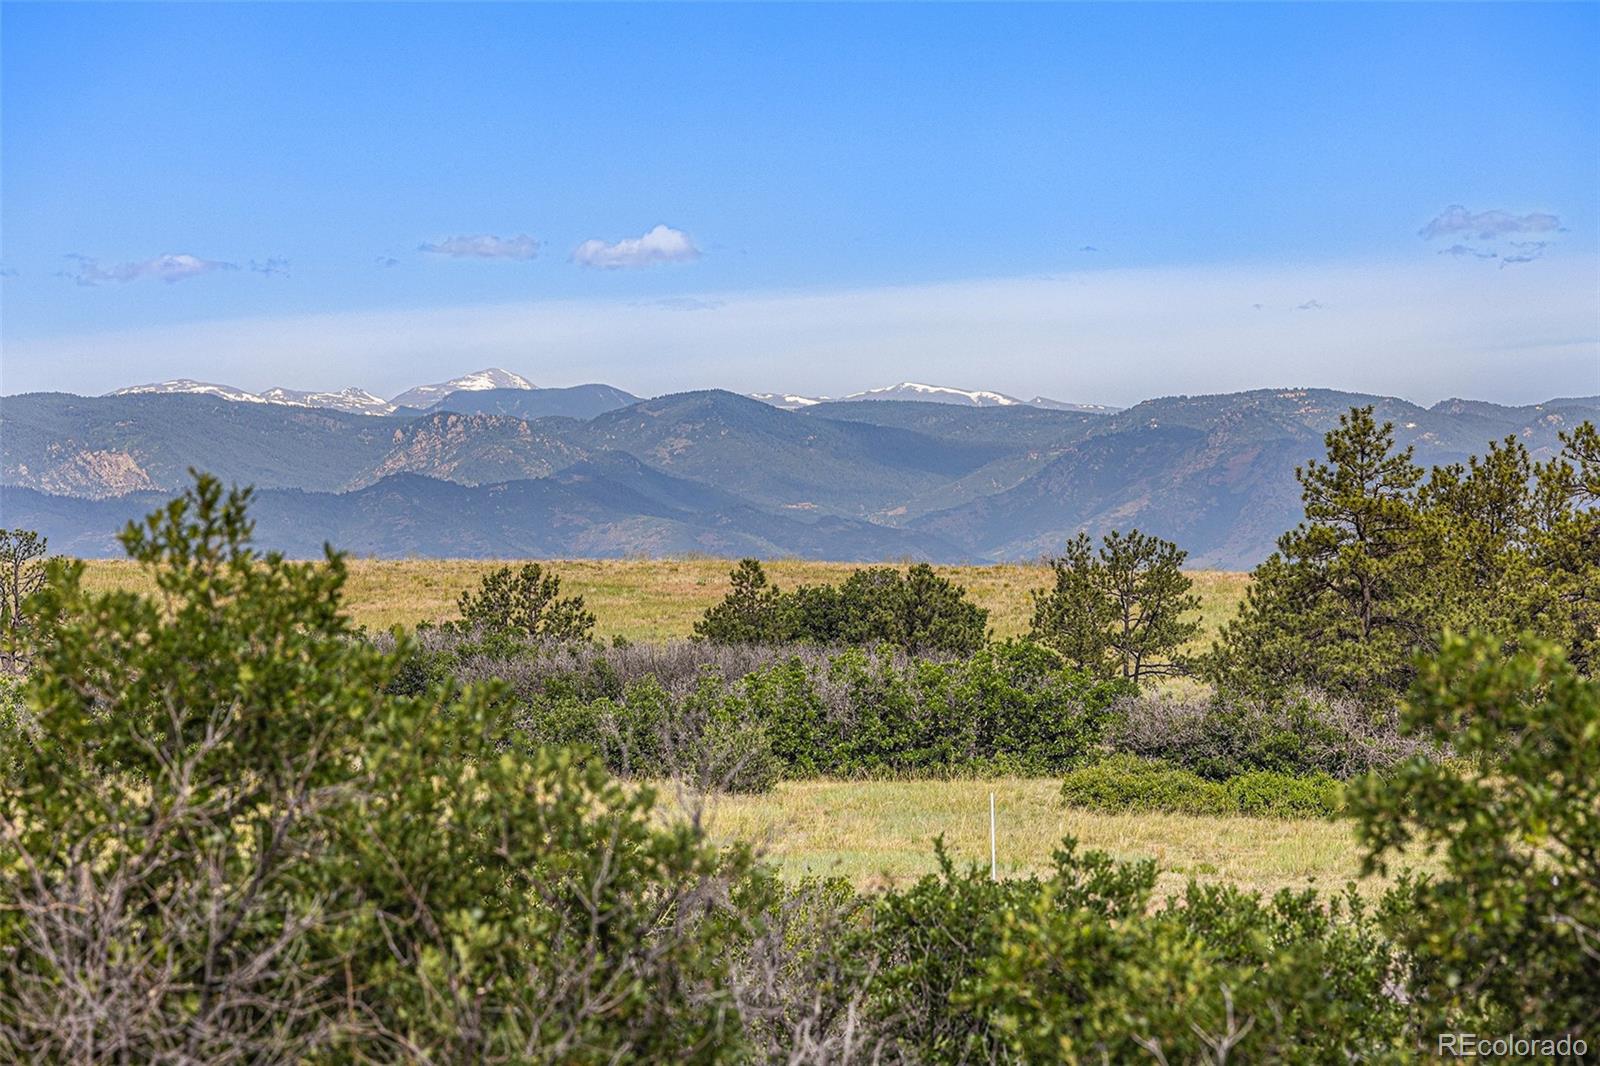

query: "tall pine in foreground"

left=1209, top=407, right=1600, bottom=702
left=1207, top=406, right=1430, bottom=702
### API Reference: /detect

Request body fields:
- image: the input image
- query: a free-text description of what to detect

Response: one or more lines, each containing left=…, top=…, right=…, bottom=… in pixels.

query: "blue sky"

left=2, top=2, right=1596, bottom=405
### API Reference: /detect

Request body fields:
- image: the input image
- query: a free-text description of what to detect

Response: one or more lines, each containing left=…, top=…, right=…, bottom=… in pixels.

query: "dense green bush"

left=0, top=675, right=29, bottom=784
left=509, top=641, right=1126, bottom=786
left=1353, top=633, right=1600, bottom=1039
left=765, top=640, right=1125, bottom=777
left=0, top=477, right=763, bottom=1062
left=1060, top=755, right=1345, bottom=818
left=695, top=559, right=990, bottom=654
left=850, top=841, right=1410, bottom=1062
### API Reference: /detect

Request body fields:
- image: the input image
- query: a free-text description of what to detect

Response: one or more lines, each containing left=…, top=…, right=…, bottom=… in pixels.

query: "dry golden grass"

left=79, top=557, right=1250, bottom=647
left=677, top=778, right=1375, bottom=897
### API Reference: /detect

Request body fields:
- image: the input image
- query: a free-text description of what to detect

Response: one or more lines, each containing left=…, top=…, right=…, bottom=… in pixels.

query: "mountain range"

left=4, top=379, right=1595, bottom=568
left=110, top=367, right=541, bottom=415
left=110, top=368, right=1109, bottom=416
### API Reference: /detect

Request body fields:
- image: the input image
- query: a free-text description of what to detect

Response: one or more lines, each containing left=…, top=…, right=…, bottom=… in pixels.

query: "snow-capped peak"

left=844, top=382, right=1025, bottom=407
left=110, top=380, right=403, bottom=414
left=260, top=386, right=397, bottom=415
left=751, top=382, right=1118, bottom=413
left=110, top=380, right=269, bottom=404
left=390, top=368, right=535, bottom=409
left=750, top=392, right=827, bottom=409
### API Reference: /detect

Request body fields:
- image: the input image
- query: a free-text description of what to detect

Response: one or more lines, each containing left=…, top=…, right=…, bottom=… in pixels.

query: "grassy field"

left=79, top=557, right=1250, bottom=647
left=675, top=778, right=1375, bottom=897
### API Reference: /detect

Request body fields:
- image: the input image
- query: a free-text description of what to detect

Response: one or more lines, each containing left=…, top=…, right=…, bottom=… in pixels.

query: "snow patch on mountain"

left=260, top=386, right=397, bottom=415
left=750, top=382, right=1118, bottom=413
left=110, top=380, right=269, bottom=404
left=390, top=368, right=535, bottom=409
left=845, top=382, right=1024, bottom=406
left=750, top=392, right=827, bottom=409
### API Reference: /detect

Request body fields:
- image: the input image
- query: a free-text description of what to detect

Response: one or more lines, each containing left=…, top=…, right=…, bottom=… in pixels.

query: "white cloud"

left=419, top=234, right=539, bottom=259
left=573, top=224, right=700, bottom=269
left=1438, top=244, right=1498, bottom=260
left=10, top=257, right=1597, bottom=407
left=62, top=253, right=237, bottom=286
left=1419, top=205, right=1561, bottom=241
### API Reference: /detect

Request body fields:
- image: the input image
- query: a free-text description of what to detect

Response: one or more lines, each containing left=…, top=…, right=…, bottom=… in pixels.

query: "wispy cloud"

left=250, top=257, right=290, bottom=277
left=1419, top=205, right=1561, bottom=241
left=1438, top=244, right=1498, bottom=260
left=1079, top=245, right=1099, bottom=253
left=62, top=253, right=238, bottom=286
left=1295, top=299, right=1325, bottom=311
left=375, top=256, right=401, bottom=269
left=419, top=234, right=539, bottom=260
left=642, top=295, right=725, bottom=312
left=574, top=224, right=700, bottom=269
left=1420, top=205, right=1565, bottom=267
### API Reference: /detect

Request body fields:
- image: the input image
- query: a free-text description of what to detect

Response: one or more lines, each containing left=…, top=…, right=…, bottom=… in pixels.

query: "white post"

left=989, top=791, right=997, bottom=881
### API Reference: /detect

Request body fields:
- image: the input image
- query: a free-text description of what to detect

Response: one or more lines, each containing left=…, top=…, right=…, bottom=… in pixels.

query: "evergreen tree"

left=693, top=558, right=791, bottom=644
left=1029, top=529, right=1199, bottom=684
left=0, top=529, right=51, bottom=673
left=456, top=561, right=595, bottom=641
left=1208, top=406, right=1428, bottom=701
left=0, top=529, right=49, bottom=633
left=1528, top=422, right=1600, bottom=673
left=698, top=562, right=990, bottom=653
left=818, top=564, right=989, bottom=654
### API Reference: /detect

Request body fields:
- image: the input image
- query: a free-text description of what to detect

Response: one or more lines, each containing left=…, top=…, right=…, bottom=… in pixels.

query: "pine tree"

left=1208, top=406, right=1428, bottom=701
left=456, top=562, right=596, bottom=641
left=693, top=558, right=790, bottom=643
left=1030, top=529, right=1199, bottom=684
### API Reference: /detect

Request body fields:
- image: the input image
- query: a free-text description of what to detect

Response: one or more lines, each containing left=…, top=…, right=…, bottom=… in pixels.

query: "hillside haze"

left=3, top=384, right=1594, bottom=567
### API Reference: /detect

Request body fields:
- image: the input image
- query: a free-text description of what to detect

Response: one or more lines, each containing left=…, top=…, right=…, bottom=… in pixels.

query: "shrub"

left=1060, top=755, right=1344, bottom=818
left=695, top=560, right=990, bottom=654
left=743, top=641, right=1122, bottom=779
left=504, top=641, right=1124, bottom=786
left=1353, top=633, right=1600, bottom=1037
left=0, top=477, right=762, bottom=1061
left=669, top=673, right=782, bottom=794
left=0, top=675, right=30, bottom=784
left=1106, top=689, right=1430, bottom=780
left=851, top=840, right=1409, bottom=1062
